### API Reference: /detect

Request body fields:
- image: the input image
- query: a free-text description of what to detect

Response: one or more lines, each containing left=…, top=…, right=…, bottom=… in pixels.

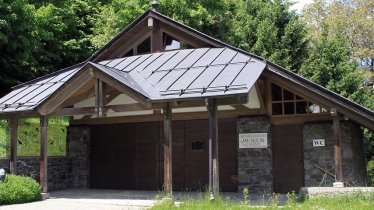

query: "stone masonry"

left=237, top=116, right=272, bottom=194
left=0, top=157, right=73, bottom=191
left=67, top=125, right=91, bottom=188
left=303, top=121, right=367, bottom=187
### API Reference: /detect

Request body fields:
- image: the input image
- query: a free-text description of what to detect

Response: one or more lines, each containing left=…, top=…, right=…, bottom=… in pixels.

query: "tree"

left=92, top=0, right=234, bottom=48
left=34, top=0, right=101, bottom=72
left=0, top=0, right=40, bottom=96
left=228, top=0, right=308, bottom=73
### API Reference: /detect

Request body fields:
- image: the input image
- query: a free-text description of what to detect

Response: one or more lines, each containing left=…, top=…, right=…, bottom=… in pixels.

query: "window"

left=137, top=37, right=151, bottom=55
left=163, top=33, right=181, bottom=51
left=271, top=83, right=327, bottom=115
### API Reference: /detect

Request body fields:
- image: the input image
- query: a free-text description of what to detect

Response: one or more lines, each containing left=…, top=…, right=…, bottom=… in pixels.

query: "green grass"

left=151, top=192, right=374, bottom=210
left=0, top=117, right=69, bottom=157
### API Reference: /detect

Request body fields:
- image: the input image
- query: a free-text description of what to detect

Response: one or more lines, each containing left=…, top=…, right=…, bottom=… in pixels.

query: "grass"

left=0, top=117, right=69, bottom=157
left=151, top=192, right=374, bottom=210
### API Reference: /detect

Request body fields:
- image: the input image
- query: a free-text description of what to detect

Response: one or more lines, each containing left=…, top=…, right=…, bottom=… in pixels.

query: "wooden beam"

left=206, top=98, right=219, bottom=194
left=95, top=79, right=106, bottom=117
left=9, top=116, right=18, bottom=174
left=92, top=69, right=151, bottom=108
left=151, top=19, right=162, bottom=53
left=49, top=103, right=148, bottom=117
left=0, top=112, right=39, bottom=120
left=40, top=116, right=48, bottom=193
left=163, top=102, right=172, bottom=193
left=332, top=108, right=343, bottom=183
left=70, top=109, right=265, bottom=125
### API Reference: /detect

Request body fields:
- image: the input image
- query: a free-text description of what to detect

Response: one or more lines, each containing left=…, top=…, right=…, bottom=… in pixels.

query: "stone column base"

left=333, top=182, right=344, bottom=188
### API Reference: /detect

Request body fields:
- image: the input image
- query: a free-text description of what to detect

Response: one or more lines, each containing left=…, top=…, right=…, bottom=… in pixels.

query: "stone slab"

left=299, top=187, right=374, bottom=198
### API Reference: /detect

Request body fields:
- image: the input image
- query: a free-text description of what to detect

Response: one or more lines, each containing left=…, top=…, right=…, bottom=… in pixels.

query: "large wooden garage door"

left=91, top=122, right=161, bottom=190
left=272, top=125, right=304, bottom=193
left=91, top=119, right=237, bottom=191
left=173, top=119, right=238, bottom=192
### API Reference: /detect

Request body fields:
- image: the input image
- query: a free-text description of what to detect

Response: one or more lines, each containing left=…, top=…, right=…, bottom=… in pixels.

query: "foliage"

left=0, top=174, right=41, bottom=205
left=151, top=192, right=374, bottom=210
left=0, top=0, right=40, bottom=96
left=299, top=25, right=364, bottom=102
left=303, top=0, right=374, bottom=73
left=0, top=118, right=69, bottom=157
left=368, top=158, right=374, bottom=186
left=228, top=0, right=308, bottom=73
left=92, top=0, right=233, bottom=48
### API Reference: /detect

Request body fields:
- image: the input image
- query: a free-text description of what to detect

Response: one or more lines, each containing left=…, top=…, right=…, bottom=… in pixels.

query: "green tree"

left=300, top=25, right=364, bottom=102
left=35, top=0, right=101, bottom=72
left=228, top=0, right=308, bottom=73
left=92, top=0, right=233, bottom=48
left=0, top=0, right=40, bottom=96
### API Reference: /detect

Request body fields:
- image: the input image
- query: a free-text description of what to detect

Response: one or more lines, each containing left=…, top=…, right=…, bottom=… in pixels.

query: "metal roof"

left=96, top=47, right=265, bottom=101
left=0, top=66, right=82, bottom=113
left=0, top=48, right=265, bottom=113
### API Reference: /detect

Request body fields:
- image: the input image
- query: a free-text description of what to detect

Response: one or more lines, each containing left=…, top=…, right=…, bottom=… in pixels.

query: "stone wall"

left=303, top=121, right=367, bottom=187
left=67, top=126, right=91, bottom=188
left=237, top=116, right=272, bottom=194
left=0, top=157, right=73, bottom=191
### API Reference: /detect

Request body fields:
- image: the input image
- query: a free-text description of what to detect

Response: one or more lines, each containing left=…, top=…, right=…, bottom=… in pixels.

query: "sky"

left=290, top=0, right=314, bottom=13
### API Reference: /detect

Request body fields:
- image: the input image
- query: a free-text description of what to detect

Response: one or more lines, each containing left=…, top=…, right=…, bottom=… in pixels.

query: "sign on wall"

left=239, top=133, right=268, bottom=148
left=313, top=139, right=325, bottom=147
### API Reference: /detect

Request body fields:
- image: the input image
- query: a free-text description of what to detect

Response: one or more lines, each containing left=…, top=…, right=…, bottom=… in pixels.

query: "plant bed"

left=0, top=174, right=42, bottom=205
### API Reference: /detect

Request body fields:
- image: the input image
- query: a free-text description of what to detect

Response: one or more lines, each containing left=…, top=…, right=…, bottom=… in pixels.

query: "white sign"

left=313, top=139, right=325, bottom=147
left=239, top=133, right=268, bottom=148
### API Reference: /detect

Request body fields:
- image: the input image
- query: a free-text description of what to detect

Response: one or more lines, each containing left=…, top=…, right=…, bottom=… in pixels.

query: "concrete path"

left=0, top=189, right=288, bottom=210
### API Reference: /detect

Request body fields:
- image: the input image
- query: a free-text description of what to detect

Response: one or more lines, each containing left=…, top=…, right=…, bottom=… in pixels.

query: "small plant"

left=242, top=187, right=250, bottom=205
left=0, top=174, right=41, bottom=205
left=368, top=158, right=374, bottom=186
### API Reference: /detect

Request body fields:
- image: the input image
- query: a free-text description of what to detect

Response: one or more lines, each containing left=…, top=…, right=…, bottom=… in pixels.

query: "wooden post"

left=150, top=18, right=162, bottom=53
left=95, top=79, right=106, bottom=117
left=331, top=108, right=343, bottom=186
left=40, top=116, right=48, bottom=193
left=9, top=116, right=18, bottom=174
left=206, top=98, right=219, bottom=194
left=163, top=102, right=172, bottom=193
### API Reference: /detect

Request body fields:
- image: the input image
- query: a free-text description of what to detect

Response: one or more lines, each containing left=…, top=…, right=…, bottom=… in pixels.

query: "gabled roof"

left=0, top=9, right=373, bottom=130
left=0, top=48, right=264, bottom=113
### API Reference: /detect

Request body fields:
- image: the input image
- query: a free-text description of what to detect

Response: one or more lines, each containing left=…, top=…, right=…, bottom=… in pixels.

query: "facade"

left=0, top=8, right=373, bottom=194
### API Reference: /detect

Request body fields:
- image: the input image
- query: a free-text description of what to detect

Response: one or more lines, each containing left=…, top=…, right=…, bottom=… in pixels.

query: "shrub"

left=0, top=174, right=41, bottom=205
left=368, top=158, right=374, bottom=186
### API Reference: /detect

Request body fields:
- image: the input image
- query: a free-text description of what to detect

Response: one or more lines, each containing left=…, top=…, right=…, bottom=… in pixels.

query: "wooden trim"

left=163, top=102, right=172, bottom=193
left=49, top=103, right=148, bottom=117
left=270, top=113, right=332, bottom=125
left=206, top=98, right=219, bottom=194
left=9, top=116, right=18, bottom=174
left=71, top=110, right=251, bottom=125
left=264, top=68, right=374, bottom=131
left=38, top=70, right=94, bottom=115
left=0, top=112, right=40, bottom=120
left=153, top=14, right=222, bottom=48
left=40, top=116, right=48, bottom=193
left=92, top=69, right=151, bottom=108
left=255, top=82, right=266, bottom=114
left=333, top=110, right=343, bottom=182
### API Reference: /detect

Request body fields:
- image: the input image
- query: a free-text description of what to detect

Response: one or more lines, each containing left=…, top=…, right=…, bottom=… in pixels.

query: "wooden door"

left=272, top=125, right=304, bottom=193
left=90, top=122, right=161, bottom=190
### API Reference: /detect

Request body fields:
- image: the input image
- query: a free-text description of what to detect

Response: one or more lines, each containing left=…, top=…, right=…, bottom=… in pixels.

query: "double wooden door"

left=91, top=119, right=237, bottom=191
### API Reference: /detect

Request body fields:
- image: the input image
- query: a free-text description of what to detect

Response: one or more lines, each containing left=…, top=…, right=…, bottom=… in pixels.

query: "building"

left=0, top=5, right=373, bottom=194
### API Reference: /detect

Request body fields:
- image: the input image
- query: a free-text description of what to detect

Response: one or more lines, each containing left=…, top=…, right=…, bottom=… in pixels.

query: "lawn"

left=0, top=117, right=69, bottom=157
left=151, top=192, right=374, bottom=210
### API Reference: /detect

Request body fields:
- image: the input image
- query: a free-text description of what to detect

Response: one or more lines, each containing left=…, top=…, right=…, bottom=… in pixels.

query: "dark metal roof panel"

left=0, top=67, right=81, bottom=113
left=97, top=47, right=266, bottom=101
